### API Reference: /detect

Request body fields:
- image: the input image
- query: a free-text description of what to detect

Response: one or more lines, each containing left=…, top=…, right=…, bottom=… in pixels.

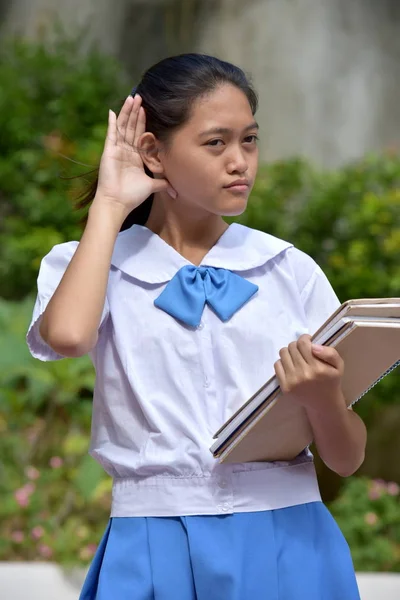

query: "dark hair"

left=76, top=53, right=258, bottom=232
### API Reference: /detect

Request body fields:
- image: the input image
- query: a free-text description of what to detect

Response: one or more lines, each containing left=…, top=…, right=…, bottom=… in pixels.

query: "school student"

left=27, top=54, right=364, bottom=599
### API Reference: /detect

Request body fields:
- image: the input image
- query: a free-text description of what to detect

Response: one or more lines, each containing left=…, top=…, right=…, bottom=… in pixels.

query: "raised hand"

left=94, top=95, right=176, bottom=219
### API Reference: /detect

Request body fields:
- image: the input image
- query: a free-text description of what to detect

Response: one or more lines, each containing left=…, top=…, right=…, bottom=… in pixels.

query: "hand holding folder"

left=210, top=298, right=400, bottom=463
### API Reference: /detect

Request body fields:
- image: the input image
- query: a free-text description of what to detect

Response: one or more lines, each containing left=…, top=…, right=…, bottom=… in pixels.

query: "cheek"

left=247, top=148, right=259, bottom=175
left=169, top=166, right=203, bottom=196
left=166, top=153, right=217, bottom=193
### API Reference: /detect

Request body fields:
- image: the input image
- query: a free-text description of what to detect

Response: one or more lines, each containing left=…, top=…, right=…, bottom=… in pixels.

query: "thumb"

left=151, top=178, right=177, bottom=199
left=104, top=109, right=117, bottom=147
left=312, top=344, right=343, bottom=370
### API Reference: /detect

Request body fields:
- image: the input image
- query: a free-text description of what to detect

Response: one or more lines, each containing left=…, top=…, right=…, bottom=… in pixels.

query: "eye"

left=244, top=135, right=259, bottom=144
left=206, top=139, right=224, bottom=147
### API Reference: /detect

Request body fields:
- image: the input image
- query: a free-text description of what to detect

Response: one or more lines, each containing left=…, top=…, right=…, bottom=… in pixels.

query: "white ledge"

left=0, top=564, right=400, bottom=599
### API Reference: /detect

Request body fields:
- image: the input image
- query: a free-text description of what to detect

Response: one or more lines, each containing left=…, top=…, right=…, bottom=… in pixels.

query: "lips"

left=224, top=179, right=249, bottom=188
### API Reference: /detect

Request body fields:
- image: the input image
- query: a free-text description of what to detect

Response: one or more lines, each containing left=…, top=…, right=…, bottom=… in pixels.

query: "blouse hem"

left=110, top=461, right=321, bottom=517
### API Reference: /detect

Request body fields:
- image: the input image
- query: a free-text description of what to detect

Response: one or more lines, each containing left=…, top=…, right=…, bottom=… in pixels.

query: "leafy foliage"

left=0, top=298, right=110, bottom=564
left=0, top=33, right=128, bottom=300
left=330, top=477, right=400, bottom=572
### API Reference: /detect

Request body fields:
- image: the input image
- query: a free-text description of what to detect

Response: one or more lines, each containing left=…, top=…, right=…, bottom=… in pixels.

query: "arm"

left=274, top=336, right=367, bottom=477
left=39, top=95, right=175, bottom=358
left=305, top=390, right=366, bottom=477
left=39, top=200, right=125, bottom=357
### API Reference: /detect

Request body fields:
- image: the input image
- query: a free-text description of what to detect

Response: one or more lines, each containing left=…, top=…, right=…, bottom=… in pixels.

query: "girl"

left=27, top=54, right=365, bottom=599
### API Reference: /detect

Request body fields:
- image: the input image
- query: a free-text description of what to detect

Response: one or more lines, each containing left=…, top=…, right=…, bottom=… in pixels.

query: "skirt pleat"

left=79, top=501, right=360, bottom=600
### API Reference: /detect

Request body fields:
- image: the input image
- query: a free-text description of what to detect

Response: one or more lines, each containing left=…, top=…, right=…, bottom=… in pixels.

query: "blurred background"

left=0, top=0, right=399, bottom=579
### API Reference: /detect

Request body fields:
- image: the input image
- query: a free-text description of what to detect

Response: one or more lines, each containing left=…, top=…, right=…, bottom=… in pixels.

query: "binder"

left=210, top=299, right=400, bottom=463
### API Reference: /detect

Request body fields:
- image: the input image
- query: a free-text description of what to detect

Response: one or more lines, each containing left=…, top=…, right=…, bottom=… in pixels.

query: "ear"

left=138, top=132, right=165, bottom=175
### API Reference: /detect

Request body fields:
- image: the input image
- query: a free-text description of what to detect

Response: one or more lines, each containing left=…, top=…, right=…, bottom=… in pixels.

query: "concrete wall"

left=197, top=0, right=400, bottom=166
left=1, top=0, right=399, bottom=166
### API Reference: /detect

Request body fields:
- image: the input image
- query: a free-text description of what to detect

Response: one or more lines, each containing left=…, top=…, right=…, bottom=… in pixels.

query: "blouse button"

left=203, top=378, right=210, bottom=388
left=197, top=321, right=204, bottom=330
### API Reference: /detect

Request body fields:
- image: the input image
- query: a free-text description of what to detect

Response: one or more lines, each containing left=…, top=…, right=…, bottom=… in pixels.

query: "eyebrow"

left=199, top=122, right=259, bottom=137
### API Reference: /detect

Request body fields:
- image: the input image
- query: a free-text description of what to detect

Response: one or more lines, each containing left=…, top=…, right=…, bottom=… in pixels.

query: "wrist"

left=89, top=194, right=128, bottom=231
left=305, top=388, right=347, bottom=419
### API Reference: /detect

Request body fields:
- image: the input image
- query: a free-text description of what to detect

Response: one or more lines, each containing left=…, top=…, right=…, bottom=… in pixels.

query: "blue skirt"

left=79, top=501, right=360, bottom=600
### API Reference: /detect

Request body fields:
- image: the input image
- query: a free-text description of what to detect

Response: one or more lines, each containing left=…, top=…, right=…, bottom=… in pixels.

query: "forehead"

left=185, top=84, right=254, bottom=131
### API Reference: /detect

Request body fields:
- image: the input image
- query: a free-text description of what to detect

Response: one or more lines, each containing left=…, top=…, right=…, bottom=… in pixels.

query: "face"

left=144, top=84, right=259, bottom=218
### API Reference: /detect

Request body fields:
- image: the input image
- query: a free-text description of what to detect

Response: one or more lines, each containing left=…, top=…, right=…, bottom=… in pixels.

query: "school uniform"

left=27, top=223, right=361, bottom=599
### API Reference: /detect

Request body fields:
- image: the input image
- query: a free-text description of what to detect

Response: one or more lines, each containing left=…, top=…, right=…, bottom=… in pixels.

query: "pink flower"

left=14, top=482, right=36, bottom=507
left=11, top=531, right=25, bottom=543
left=49, top=456, right=63, bottom=469
left=373, top=478, right=386, bottom=488
left=14, top=489, right=30, bottom=507
left=31, top=526, right=45, bottom=540
left=365, top=512, right=378, bottom=526
left=368, top=479, right=387, bottom=500
left=387, top=482, right=400, bottom=496
left=79, top=544, right=97, bottom=561
left=24, top=482, right=36, bottom=494
left=25, top=466, right=40, bottom=480
left=38, top=544, right=53, bottom=559
left=368, top=486, right=382, bottom=500
left=87, top=543, right=97, bottom=555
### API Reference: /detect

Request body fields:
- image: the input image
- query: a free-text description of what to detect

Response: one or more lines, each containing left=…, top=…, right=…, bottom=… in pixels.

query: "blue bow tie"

left=154, top=265, right=258, bottom=327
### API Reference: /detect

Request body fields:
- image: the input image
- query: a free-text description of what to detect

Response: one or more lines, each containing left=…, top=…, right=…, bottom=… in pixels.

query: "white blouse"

left=27, top=223, right=341, bottom=517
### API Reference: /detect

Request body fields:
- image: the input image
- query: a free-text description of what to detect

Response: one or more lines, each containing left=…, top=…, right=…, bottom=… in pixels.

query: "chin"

left=220, top=199, right=248, bottom=217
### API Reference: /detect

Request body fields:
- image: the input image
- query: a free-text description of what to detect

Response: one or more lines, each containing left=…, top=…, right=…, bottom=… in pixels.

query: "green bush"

left=329, top=477, right=400, bottom=572
left=0, top=298, right=110, bottom=564
left=0, top=33, right=129, bottom=300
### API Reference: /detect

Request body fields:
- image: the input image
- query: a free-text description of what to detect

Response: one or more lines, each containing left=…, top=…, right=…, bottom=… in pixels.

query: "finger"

left=116, top=96, right=134, bottom=142
left=312, top=344, right=343, bottom=369
left=104, top=110, right=117, bottom=147
left=151, top=178, right=177, bottom=199
left=274, top=359, right=286, bottom=392
left=125, top=95, right=141, bottom=146
left=287, top=340, right=306, bottom=369
left=279, top=346, right=295, bottom=374
left=296, top=334, right=314, bottom=365
left=134, top=105, right=146, bottom=148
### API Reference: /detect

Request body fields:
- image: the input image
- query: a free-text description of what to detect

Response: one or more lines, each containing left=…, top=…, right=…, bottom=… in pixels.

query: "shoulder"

left=234, top=226, right=340, bottom=325
left=283, top=246, right=322, bottom=292
left=232, top=224, right=325, bottom=292
left=210, top=223, right=292, bottom=272
left=42, top=240, right=79, bottom=260
left=39, top=241, right=79, bottom=278
left=230, top=223, right=291, bottom=257
left=230, top=224, right=316, bottom=274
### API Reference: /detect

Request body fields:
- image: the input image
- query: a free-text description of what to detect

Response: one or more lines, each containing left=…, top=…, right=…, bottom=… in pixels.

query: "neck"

left=144, top=193, right=229, bottom=265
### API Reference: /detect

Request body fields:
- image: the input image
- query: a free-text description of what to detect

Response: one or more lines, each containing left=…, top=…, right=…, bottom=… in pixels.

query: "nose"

left=226, top=146, right=249, bottom=175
